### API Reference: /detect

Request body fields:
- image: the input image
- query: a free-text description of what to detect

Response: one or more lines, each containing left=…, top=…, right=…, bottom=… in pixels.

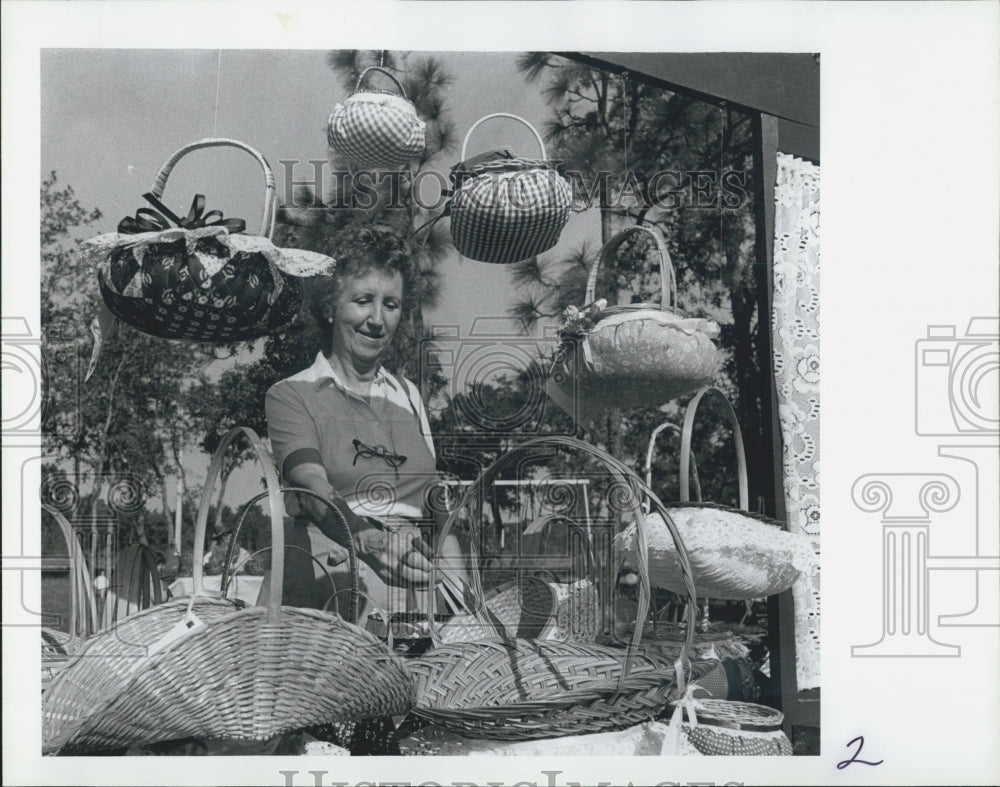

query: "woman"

left=264, top=226, right=456, bottom=623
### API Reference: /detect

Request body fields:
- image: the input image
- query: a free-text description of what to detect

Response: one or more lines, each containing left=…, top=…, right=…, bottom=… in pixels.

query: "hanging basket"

left=327, top=66, right=426, bottom=169
left=448, top=113, right=572, bottom=264
left=409, top=435, right=713, bottom=740
left=546, top=225, right=721, bottom=421
left=619, top=386, right=816, bottom=600
left=43, top=427, right=412, bottom=755
left=84, top=138, right=336, bottom=345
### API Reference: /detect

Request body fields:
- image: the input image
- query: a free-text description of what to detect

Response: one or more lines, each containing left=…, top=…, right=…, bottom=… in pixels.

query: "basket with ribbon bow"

left=42, top=427, right=413, bottom=755
left=546, top=225, right=721, bottom=421
left=80, top=138, right=336, bottom=376
left=327, top=66, right=426, bottom=169
left=445, top=113, right=572, bottom=264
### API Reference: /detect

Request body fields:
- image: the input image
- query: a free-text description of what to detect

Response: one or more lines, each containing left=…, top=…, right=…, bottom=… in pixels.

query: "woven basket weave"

left=410, top=639, right=718, bottom=741
left=449, top=113, right=572, bottom=264
left=327, top=67, right=426, bottom=169
left=42, top=427, right=413, bottom=754
left=412, top=435, right=706, bottom=740
left=547, top=226, right=720, bottom=420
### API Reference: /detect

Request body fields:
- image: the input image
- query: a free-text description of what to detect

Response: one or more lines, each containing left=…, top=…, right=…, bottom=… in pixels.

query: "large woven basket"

left=327, top=66, right=426, bottom=169
left=410, top=435, right=708, bottom=740
left=448, top=113, right=572, bottom=264
left=84, top=138, right=335, bottom=348
left=42, top=427, right=413, bottom=754
left=547, top=225, right=720, bottom=421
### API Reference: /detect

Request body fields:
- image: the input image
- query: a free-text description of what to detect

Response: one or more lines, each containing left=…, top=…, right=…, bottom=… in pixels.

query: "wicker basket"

left=409, top=638, right=718, bottom=741
left=448, top=113, right=572, bottom=264
left=411, top=435, right=706, bottom=740
left=43, top=427, right=413, bottom=754
left=547, top=226, right=721, bottom=420
left=327, top=66, right=426, bottom=169
left=669, top=698, right=792, bottom=756
left=83, top=138, right=335, bottom=350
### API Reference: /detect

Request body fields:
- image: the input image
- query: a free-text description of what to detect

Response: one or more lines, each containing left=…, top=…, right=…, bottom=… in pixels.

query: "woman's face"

left=329, top=267, right=404, bottom=369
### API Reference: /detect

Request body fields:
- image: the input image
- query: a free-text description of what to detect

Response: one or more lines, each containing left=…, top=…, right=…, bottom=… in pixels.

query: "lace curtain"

left=771, top=153, right=821, bottom=691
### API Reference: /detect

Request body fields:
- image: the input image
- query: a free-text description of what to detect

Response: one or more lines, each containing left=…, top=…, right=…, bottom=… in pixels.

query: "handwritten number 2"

left=837, top=735, right=884, bottom=769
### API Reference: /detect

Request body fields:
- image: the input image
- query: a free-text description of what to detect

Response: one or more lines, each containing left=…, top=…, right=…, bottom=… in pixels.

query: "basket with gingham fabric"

left=82, top=139, right=336, bottom=347
left=448, top=113, right=572, bottom=264
left=327, top=67, right=425, bottom=169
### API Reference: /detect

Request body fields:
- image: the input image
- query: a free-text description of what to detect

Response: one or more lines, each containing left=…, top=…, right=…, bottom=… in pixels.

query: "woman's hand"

left=356, top=525, right=434, bottom=587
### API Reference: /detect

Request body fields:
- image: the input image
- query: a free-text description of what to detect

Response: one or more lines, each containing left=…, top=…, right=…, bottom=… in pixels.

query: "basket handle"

left=354, top=66, right=408, bottom=98
left=644, top=421, right=703, bottom=504
left=194, top=427, right=284, bottom=623
left=150, top=138, right=276, bottom=239
left=42, top=504, right=100, bottom=641
left=460, top=113, right=547, bottom=162
left=430, top=435, right=699, bottom=689
left=680, top=387, right=749, bottom=510
left=585, top=224, right=677, bottom=309
left=222, top=486, right=359, bottom=624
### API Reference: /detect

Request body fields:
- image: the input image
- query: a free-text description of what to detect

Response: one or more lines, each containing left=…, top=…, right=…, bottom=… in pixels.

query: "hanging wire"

left=212, top=50, right=223, bottom=137
left=621, top=71, right=630, bottom=194
left=719, top=100, right=726, bottom=253
left=380, top=49, right=385, bottom=68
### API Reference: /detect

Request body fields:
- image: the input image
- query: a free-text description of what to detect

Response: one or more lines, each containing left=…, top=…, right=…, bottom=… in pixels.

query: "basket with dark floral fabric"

left=81, top=138, right=335, bottom=348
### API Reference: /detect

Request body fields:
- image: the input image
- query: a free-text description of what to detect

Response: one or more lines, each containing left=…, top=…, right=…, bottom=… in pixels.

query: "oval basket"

left=449, top=113, right=572, bottom=264
left=547, top=225, right=720, bottom=420
left=410, top=435, right=709, bottom=740
left=86, top=138, right=335, bottom=344
left=43, top=427, right=413, bottom=755
left=327, top=66, right=426, bottom=169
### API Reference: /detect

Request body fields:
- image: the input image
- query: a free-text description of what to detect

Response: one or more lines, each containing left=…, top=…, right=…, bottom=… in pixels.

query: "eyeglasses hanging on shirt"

left=352, top=438, right=407, bottom=476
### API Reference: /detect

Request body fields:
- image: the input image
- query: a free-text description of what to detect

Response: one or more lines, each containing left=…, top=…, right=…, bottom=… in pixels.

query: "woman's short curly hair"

left=305, top=226, right=412, bottom=350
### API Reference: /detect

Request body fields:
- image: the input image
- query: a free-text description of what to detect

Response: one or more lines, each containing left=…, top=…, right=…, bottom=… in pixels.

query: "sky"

left=40, top=49, right=602, bottom=346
